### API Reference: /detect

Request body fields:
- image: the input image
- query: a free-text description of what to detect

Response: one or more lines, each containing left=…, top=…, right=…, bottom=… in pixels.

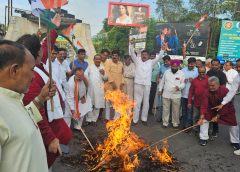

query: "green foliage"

left=93, top=18, right=130, bottom=56
left=156, top=0, right=187, bottom=22
left=189, top=0, right=239, bottom=19
left=145, top=18, right=157, bottom=52
left=93, top=0, right=240, bottom=58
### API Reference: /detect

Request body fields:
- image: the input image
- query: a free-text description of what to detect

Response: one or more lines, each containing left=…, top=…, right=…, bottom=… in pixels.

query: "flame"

left=86, top=90, right=173, bottom=171
left=92, top=90, right=146, bottom=171
left=151, top=141, right=173, bottom=164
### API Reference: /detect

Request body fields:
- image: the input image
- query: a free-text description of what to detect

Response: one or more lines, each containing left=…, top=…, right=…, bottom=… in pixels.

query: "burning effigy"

left=82, top=90, right=179, bottom=172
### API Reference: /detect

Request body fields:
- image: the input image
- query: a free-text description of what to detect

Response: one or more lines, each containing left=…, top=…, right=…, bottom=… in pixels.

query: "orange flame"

left=88, top=90, right=173, bottom=171
left=151, top=141, right=173, bottom=164
left=92, top=90, right=146, bottom=171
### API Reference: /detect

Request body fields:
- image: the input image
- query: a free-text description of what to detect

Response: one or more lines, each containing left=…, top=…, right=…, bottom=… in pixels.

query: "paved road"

left=53, top=106, right=240, bottom=172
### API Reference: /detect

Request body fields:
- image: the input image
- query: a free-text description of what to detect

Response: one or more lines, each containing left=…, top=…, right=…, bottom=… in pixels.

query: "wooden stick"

left=79, top=127, right=96, bottom=152
left=47, top=28, right=54, bottom=112
left=38, top=16, right=41, bottom=29
left=132, top=124, right=199, bottom=157
left=186, top=29, right=198, bottom=47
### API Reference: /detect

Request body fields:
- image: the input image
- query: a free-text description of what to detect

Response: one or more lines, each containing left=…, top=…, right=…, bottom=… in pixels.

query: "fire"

left=87, top=90, right=173, bottom=171
left=151, top=141, right=173, bottom=164
left=92, top=90, right=146, bottom=171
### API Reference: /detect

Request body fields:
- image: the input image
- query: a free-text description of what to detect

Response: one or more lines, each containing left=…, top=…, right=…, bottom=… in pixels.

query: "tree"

left=189, top=0, right=239, bottom=19
left=156, top=0, right=187, bottom=22
left=93, top=18, right=130, bottom=56
left=145, top=18, right=157, bottom=52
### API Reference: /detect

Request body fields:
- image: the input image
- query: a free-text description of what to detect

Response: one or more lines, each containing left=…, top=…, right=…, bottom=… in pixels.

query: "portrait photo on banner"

left=108, top=2, right=150, bottom=27
left=155, top=22, right=210, bottom=57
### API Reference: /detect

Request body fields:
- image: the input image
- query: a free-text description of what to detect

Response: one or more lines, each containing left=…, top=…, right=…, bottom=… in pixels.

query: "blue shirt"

left=159, top=64, right=170, bottom=78
left=155, top=35, right=168, bottom=52
left=71, top=59, right=88, bottom=72
left=181, top=67, right=199, bottom=98
left=167, top=35, right=180, bottom=55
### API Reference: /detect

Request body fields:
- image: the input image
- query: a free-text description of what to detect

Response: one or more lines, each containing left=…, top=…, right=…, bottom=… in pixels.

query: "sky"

left=0, top=0, right=158, bottom=36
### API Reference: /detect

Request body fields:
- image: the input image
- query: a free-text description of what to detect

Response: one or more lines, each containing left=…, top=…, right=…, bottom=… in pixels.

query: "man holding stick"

left=198, top=76, right=240, bottom=151
left=211, top=59, right=240, bottom=155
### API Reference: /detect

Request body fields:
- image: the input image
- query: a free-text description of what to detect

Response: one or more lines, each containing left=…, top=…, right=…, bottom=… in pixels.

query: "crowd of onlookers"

left=1, top=30, right=240, bottom=172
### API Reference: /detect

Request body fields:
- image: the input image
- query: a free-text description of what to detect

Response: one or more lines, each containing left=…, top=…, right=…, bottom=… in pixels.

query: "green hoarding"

left=217, top=20, right=240, bottom=63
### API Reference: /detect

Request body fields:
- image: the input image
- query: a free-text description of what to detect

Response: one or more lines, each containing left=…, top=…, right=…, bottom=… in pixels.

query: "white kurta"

left=223, top=69, right=238, bottom=90
left=46, top=59, right=71, bottom=92
left=123, top=63, right=135, bottom=100
left=65, top=76, right=92, bottom=128
left=0, top=87, right=48, bottom=172
left=88, top=64, right=107, bottom=108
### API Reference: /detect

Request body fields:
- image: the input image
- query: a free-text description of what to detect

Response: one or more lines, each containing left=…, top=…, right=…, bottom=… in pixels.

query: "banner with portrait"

left=108, top=2, right=150, bottom=27
left=155, top=22, right=210, bottom=57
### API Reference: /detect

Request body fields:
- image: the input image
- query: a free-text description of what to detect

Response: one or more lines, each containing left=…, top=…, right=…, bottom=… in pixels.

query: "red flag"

left=195, top=14, right=208, bottom=29
left=41, top=0, right=68, bottom=9
left=64, top=23, right=74, bottom=36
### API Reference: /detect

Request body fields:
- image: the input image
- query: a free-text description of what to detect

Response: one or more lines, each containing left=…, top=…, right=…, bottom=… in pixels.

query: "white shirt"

left=47, top=58, right=71, bottom=90
left=223, top=68, right=238, bottom=90
left=123, top=63, right=135, bottom=79
left=159, top=69, right=185, bottom=99
left=66, top=75, right=92, bottom=117
left=129, top=47, right=164, bottom=86
left=181, top=67, right=198, bottom=98
left=88, top=64, right=107, bottom=108
left=222, top=74, right=240, bottom=105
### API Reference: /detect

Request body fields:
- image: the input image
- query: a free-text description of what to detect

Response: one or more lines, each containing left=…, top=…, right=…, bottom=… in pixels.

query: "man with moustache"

left=159, top=59, right=185, bottom=128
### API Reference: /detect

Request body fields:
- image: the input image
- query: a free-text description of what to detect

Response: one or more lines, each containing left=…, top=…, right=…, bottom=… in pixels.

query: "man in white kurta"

left=223, top=61, right=238, bottom=90
left=66, top=68, right=92, bottom=129
left=159, top=60, right=185, bottom=128
left=215, top=60, right=240, bottom=155
left=0, top=88, right=48, bottom=172
left=123, top=55, right=135, bottom=100
left=88, top=55, right=108, bottom=124
left=129, top=45, right=165, bottom=125
left=0, top=41, right=48, bottom=172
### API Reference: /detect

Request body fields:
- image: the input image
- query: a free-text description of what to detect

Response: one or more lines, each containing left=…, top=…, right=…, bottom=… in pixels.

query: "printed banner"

left=217, top=20, right=240, bottom=63
left=129, top=26, right=148, bottom=53
left=155, top=22, right=210, bottom=57
left=108, top=2, right=150, bottom=27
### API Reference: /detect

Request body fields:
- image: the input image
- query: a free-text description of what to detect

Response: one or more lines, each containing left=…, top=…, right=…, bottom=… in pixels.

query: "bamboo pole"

left=185, top=29, right=198, bottom=47
left=79, top=127, right=96, bottom=152
left=132, top=124, right=199, bottom=157
left=47, top=28, right=54, bottom=112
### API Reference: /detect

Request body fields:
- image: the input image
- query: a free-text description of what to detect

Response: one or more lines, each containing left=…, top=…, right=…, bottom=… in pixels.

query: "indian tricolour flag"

left=31, top=0, right=68, bottom=29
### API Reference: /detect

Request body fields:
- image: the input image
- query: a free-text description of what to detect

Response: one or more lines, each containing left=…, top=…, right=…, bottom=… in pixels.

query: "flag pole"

left=38, top=16, right=41, bottom=29
left=47, top=27, right=54, bottom=112
left=185, top=29, right=198, bottom=47
left=185, top=14, right=207, bottom=48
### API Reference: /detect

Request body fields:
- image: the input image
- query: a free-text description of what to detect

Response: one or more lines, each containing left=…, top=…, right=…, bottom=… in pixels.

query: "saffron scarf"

left=74, top=78, right=81, bottom=118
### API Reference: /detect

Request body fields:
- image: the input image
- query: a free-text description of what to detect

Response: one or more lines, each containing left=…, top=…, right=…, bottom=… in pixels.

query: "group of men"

left=1, top=34, right=240, bottom=172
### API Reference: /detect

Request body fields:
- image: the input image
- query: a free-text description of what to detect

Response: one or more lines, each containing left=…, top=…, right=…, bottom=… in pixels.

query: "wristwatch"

left=34, top=96, right=44, bottom=107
